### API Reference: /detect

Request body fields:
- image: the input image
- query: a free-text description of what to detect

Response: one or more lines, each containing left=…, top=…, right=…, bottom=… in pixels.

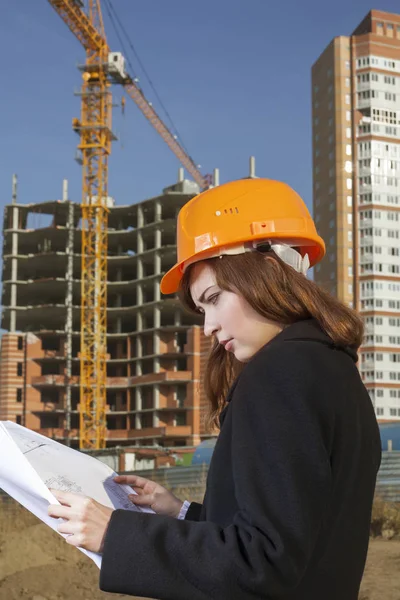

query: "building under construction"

left=0, top=174, right=212, bottom=449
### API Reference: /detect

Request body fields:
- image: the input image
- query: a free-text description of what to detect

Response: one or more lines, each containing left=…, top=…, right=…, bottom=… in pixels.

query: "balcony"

left=36, top=428, right=79, bottom=440
left=32, top=375, right=79, bottom=387
left=106, top=425, right=192, bottom=440
left=42, top=350, right=64, bottom=359
left=360, top=235, right=373, bottom=245
left=31, top=372, right=192, bottom=388
left=359, top=218, right=372, bottom=228
left=360, top=360, right=374, bottom=370
left=356, top=82, right=371, bottom=92
left=357, top=97, right=372, bottom=110
left=360, top=253, right=373, bottom=263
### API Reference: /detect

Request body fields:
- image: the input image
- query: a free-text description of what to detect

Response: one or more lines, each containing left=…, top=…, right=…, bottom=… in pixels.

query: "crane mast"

left=47, top=0, right=208, bottom=449
left=77, top=0, right=109, bottom=449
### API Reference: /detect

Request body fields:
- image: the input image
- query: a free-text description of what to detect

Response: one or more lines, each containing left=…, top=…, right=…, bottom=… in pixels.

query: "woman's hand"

left=114, top=474, right=184, bottom=518
left=48, top=489, right=113, bottom=553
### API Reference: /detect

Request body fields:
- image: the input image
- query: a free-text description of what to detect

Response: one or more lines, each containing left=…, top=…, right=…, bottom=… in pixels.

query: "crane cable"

left=102, top=0, right=194, bottom=161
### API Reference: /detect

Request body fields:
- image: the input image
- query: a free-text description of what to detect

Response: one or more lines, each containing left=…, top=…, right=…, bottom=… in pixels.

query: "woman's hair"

left=180, top=250, right=364, bottom=430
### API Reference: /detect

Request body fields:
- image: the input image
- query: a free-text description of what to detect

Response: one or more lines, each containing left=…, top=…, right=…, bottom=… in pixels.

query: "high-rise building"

left=0, top=175, right=212, bottom=448
left=312, top=10, right=400, bottom=421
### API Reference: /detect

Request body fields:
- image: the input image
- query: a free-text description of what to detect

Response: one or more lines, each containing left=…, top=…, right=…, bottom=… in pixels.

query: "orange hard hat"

left=160, top=178, right=325, bottom=295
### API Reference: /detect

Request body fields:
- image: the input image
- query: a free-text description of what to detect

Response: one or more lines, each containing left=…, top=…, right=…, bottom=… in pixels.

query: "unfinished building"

left=0, top=175, right=212, bottom=449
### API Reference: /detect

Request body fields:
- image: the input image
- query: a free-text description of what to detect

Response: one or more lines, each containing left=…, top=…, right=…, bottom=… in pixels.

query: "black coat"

left=100, top=319, right=381, bottom=600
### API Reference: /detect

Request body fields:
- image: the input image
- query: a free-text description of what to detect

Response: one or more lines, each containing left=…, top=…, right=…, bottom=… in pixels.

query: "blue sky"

left=0, top=0, right=399, bottom=213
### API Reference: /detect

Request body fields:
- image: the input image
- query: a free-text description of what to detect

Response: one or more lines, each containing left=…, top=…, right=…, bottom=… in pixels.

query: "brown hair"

left=180, top=251, right=364, bottom=430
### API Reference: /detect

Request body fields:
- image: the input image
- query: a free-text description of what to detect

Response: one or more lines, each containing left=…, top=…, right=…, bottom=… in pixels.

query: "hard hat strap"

left=182, top=241, right=310, bottom=276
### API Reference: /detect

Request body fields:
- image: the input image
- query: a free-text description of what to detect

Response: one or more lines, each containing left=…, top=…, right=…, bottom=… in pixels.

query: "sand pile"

left=0, top=500, right=151, bottom=600
left=2, top=497, right=400, bottom=599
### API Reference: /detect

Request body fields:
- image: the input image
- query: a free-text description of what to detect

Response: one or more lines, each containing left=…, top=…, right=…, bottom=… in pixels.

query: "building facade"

left=0, top=176, right=213, bottom=448
left=312, top=10, right=400, bottom=420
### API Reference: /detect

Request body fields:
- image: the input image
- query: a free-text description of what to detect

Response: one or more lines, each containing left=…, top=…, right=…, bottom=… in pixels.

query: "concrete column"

left=116, top=318, right=121, bottom=333
left=137, top=232, right=144, bottom=255
left=154, top=228, right=162, bottom=303
left=136, top=310, right=143, bottom=376
left=155, top=201, right=162, bottom=222
left=249, top=156, right=256, bottom=178
left=154, top=228, right=162, bottom=250
left=152, top=384, right=160, bottom=427
left=153, top=307, right=160, bottom=373
left=137, top=205, right=144, bottom=229
left=135, top=387, right=142, bottom=429
left=65, top=183, right=74, bottom=443
left=10, top=175, right=19, bottom=333
left=213, top=168, right=220, bottom=187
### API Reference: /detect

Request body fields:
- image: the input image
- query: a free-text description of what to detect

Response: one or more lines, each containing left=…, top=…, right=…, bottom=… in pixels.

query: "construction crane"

left=46, top=0, right=209, bottom=450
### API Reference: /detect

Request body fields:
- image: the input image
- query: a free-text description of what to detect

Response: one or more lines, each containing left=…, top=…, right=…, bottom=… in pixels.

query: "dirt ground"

left=1, top=503, right=399, bottom=600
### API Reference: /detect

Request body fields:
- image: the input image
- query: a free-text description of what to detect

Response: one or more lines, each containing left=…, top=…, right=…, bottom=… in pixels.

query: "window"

left=346, top=128, right=351, bottom=139
left=17, top=363, right=23, bottom=377
left=346, top=111, right=351, bottom=122
left=345, top=94, right=350, bottom=105
left=16, top=388, right=22, bottom=403
left=346, top=145, right=352, bottom=156
left=17, top=337, right=23, bottom=351
left=40, top=414, right=59, bottom=429
left=176, top=412, right=186, bottom=426
left=346, top=179, right=352, bottom=190
left=16, top=416, right=22, bottom=425
left=347, top=195, right=352, bottom=206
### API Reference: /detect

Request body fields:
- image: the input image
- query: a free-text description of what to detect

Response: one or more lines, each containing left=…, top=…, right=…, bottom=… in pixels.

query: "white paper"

left=0, top=421, right=154, bottom=568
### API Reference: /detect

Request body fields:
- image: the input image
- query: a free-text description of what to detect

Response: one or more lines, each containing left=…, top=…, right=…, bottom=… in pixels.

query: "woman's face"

left=190, top=262, right=283, bottom=363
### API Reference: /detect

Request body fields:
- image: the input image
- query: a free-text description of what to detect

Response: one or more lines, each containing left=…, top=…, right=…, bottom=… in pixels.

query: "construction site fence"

left=374, top=451, right=400, bottom=503
left=1, top=451, right=400, bottom=514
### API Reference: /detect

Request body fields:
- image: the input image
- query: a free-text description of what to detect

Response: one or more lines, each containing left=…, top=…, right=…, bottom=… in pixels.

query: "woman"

left=49, top=178, right=381, bottom=600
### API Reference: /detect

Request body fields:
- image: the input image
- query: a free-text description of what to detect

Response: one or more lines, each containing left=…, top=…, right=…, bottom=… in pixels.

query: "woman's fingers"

left=48, top=503, right=70, bottom=519
left=128, top=493, right=153, bottom=507
left=114, top=475, right=150, bottom=489
left=130, top=487, right=145, bottom=496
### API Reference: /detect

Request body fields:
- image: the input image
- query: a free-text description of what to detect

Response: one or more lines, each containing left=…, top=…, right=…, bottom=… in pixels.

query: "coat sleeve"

left=185, top=501, right=203, bottom=521
left=100, top=345, right=333, bottom=600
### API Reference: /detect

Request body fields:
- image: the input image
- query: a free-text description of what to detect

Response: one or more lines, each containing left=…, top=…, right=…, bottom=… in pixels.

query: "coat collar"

left=260, top=318, right=359, bottom=363
left=219, top=319, right=359, bottom=425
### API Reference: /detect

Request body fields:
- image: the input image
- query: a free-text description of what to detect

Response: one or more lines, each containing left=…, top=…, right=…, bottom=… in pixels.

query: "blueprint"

left=0, top=421, right=153, bottom=568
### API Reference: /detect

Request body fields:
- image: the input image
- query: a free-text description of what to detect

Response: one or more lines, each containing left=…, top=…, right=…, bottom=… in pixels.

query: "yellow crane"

left=47, top=0, right=209, bottom=450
